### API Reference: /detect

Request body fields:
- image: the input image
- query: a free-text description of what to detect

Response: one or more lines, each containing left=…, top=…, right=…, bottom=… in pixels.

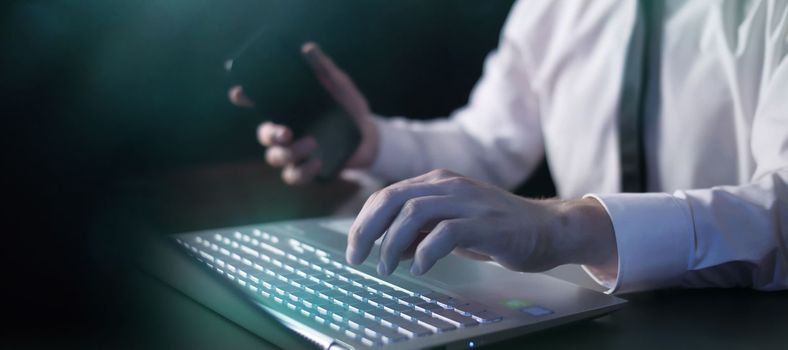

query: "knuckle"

left=434, top=220, right=457, bottom=235
left=401, top=198, right=427, bottom=221
left=365, top=190, right=382, bottom=207
left=271, top=148, right=293, bottom=165
left=376, top=187, right=397, bottom=204
left=401, top=199, right=419, bottom=216
left=265, top=148, right=281, bottom=165
left=430, top=168, right=451, bottom=177
left=440, top=176, right=470, bottom=189
left=369, top=189, right=383, bottom=199
left=443, top=169, right=460, bottom=177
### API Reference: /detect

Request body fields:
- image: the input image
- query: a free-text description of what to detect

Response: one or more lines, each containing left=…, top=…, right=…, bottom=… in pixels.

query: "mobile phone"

left=225, top=28, right=361, bottom=181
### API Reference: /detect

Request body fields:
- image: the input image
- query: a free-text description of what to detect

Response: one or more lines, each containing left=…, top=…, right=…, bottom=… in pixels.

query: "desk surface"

left=10, top=161, right=785, bottom=349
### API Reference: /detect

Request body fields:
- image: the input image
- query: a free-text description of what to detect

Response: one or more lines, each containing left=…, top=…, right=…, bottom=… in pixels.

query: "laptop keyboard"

left=174, top=228, right=503, bottom=347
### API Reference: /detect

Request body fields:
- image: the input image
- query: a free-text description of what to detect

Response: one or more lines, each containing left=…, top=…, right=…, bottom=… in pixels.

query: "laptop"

left=143, top=216, right=626, bottom=349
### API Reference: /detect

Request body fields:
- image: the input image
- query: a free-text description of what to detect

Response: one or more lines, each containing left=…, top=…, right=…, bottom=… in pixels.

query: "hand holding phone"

left=227, top=35, right=378, bottom=183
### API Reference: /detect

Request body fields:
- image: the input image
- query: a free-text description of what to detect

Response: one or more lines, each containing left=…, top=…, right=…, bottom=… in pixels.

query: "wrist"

left=554, top=198, right=618, bottom=269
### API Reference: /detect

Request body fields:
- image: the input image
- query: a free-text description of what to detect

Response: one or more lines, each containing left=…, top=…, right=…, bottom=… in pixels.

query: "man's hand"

left=346, top=169, right=618, bottom=277
left=228, top=42, right=379, bottom=185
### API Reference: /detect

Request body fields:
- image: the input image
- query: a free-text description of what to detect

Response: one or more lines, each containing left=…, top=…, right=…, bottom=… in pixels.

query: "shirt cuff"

left=582, top=193, right=694, bottom=294
left=368, top=116, right=420, bottom=182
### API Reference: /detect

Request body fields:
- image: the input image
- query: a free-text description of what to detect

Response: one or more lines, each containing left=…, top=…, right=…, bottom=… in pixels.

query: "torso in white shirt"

left=508, top=0, right=787, bottom=198
left=365, top=0, right=788, bottom=292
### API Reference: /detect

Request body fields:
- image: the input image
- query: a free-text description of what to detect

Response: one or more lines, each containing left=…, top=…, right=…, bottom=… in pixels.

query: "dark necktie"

left=618, top=0, right=661, bottom=193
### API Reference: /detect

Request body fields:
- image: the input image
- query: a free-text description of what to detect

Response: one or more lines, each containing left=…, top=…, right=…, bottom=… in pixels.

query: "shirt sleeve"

left=366, top=9, right=545, bottom=190
left=584, top=55, right=788, bottom=294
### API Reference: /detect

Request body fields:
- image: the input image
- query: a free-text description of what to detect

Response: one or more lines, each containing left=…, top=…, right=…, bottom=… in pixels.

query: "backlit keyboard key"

left=344, top=328, right=359, bottom=339
left=389, top=318, right=432, bottom=337
left=368, top=283, right=394, bottom=293
left=259, top=242, right=284, bottom=256
left=400, top=309, right=432, bottom=321
left=334, top=283, right=353, bottom=295
left=418, top=317, right=457, bottom=332
left=240, top=244, right=259, bottom=258
left=348, top=302, right=377, bottom=315
left=470, top=309, right=503, bottom=323
left=198, top=250, right=215, bottom=262
left=366, top=324, right=408, bottom=343
left=399, top=296, right=428, bottom=306
left=289, top=291, right=310, bottom=302
left=332, top=296, right=356, bottom=308
left=383, top=303, right=412, bottom=314
left=421, top=291, right=454, bottom=304
left=368, top=296, right=397, bottom=307
left=300, top=243, right=315, bottom=252
left=361, top=337, right=380, bottom=346
left=415, top=303, right=443, bottom=313
left=176, top=231, right=507, bottom=348
left=433, top=309, right=480, bottom=327
left=382, top=290, right=410, bottom=300
left=364, top=308, right=390, bottom=321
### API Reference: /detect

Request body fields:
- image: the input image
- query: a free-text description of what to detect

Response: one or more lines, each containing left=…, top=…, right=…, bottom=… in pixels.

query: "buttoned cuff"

left=581, top=193, right=694, bottom=294
left=368, top=116, right=420, bottom=182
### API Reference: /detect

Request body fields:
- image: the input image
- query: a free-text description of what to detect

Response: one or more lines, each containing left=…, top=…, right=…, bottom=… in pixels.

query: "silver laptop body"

left=160, top=217, right=626, bottom=349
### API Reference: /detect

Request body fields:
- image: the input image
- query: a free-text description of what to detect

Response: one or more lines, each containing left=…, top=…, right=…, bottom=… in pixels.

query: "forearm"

left=368, top=115, right=543, bottom=189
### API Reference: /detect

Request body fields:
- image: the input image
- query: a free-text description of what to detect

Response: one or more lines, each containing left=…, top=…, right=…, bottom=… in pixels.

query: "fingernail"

left=377, top=261, right=387, bottom=275
left=410, top=264, right=422, bottom=276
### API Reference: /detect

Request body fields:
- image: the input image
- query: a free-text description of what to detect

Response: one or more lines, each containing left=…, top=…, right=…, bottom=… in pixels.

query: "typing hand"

left=228, top=42, right=379, bottom=185
left=346, top=169, right=618, bottom=276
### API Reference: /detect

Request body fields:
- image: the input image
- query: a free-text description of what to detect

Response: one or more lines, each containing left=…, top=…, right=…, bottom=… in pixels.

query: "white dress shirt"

left=364, top=0, right=788, bottom=293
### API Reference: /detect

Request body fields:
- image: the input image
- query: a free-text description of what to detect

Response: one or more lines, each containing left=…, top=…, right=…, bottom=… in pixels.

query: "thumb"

left=301, top=42, right=370, bottom=121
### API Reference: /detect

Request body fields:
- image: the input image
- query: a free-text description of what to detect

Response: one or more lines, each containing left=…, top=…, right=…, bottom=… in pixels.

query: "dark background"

left=1, top=0, right=558, bottom=347
left=4, top=2, right=788, bottom=350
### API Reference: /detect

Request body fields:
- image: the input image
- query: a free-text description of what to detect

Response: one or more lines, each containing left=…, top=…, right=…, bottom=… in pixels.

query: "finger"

left=346, top=182, right=449, bottom=265
left=301, top=42, right=369, bottom=120
left=228, top=85, right=255, bottom=108
left=265, top=136, right=317, bottom=167
left=281, top=158, right=322, bottom=185
left=378, top=195, right=465, bottom=275
left=257, top=122, right=293, bottom=146
left=399, top=230, right=430, bottom=261
left=346, top=169, right=461, bottom=265
left=349, top=169, right=457, bottom=230
left=411, top=219, right=479, bottom=275
left=352, top=169, right=459, bottom=234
